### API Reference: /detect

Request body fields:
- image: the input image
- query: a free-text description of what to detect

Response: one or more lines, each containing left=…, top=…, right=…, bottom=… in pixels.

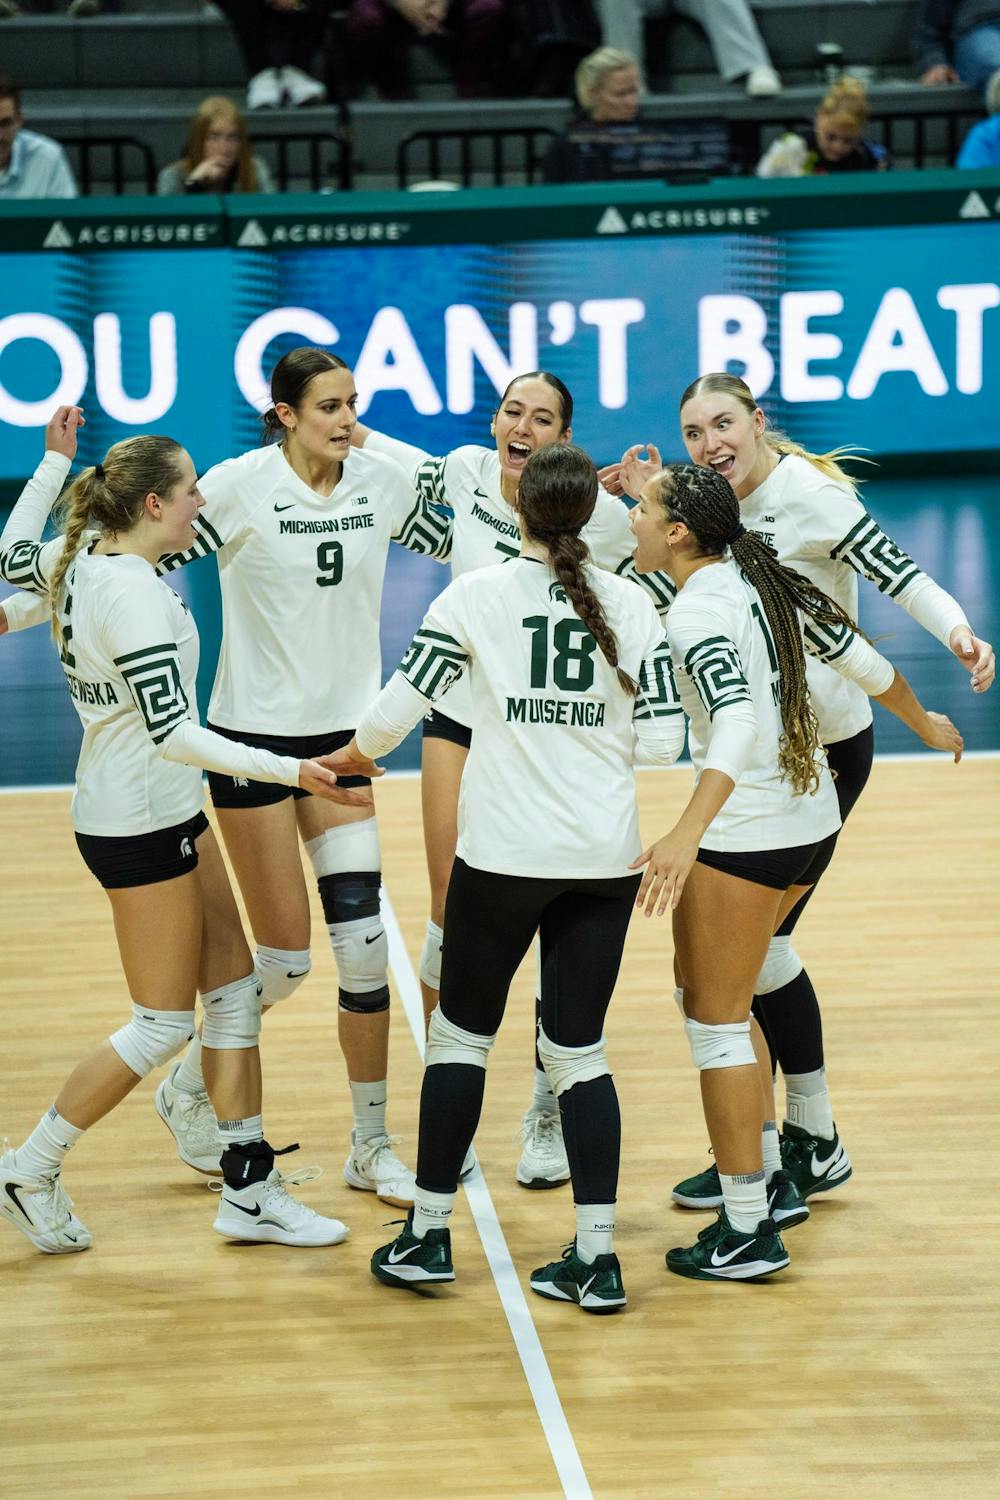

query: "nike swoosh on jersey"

left=273, top=503, right=295, bottom=513
left=387, top=1240, right=422, bottom=1264
left=225, top=1198, right=263, bottom=1217
left=473, top=488, right=489, bottom=498
left=710, top=1239, right=756, bottom=1267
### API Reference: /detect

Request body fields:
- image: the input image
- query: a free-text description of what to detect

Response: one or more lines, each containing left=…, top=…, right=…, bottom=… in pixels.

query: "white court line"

left=380, top=886, right=593, bottom=1500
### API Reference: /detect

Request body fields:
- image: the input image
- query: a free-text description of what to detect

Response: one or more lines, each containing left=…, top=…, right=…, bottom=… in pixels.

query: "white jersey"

left=158, top=443, right=451, bottom=736
left=742, top=455, right=968, bottom=745
left=666, top=559, right=894, bottom=853
left=0, top=453, right=305, bottom=837
left=357, top=558, right=685, bottom=878
left=366, top=432, right=675, bottom=729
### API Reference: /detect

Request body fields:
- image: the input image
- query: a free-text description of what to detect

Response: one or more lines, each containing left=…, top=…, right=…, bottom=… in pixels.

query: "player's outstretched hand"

left=920, top=712, right=963, bottom=763
left=949, top=626, right=995, bottom=694
left=619, top=443, right=664, bottom=501
left=298, top=759, right=376, bottom=806
left=315, top=741, right=386, bottom=781
left=630, top=827, right=699, bottom=915
left=45, top=406, right=85, bottom=462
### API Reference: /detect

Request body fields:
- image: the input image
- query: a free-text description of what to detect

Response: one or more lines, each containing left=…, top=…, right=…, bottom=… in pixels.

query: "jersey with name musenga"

left=366, top=433, right=675, bottom=729
left=0, top=454, right=307, bottom=837
left=741, top=455, right=967, bottom=745
left=356, top=558, right=685, bottom=879
left=158, top=443, right=451, bottom=735
left=667, top=560, right=894, bottom=853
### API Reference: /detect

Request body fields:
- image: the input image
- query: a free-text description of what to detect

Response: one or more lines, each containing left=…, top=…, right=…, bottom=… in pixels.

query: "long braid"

left=650, top=462, right=862, bottom=796
left=518, top=443, right=636, bottom=697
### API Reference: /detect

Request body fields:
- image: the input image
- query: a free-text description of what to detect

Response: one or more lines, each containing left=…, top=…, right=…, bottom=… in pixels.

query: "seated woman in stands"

left=756, top=77, right=889, bottom=177
left=157, top=96, right=276, bottom=196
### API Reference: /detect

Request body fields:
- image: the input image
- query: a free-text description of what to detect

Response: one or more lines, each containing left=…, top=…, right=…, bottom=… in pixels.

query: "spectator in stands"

left=595, top=0, right=782, bottom=98
left=216, top=0, right=332, bottom=110
left=0, top=72, right=77, bottom=198
left=957, top=65, right=1000, bottom=160
left=157, top=96, right=276, bottom=195
left=344, top=0, right=509, bottom=100
left=756, top=77, right=889, bottom=176
left=915, top=1, right=1000, bottom=99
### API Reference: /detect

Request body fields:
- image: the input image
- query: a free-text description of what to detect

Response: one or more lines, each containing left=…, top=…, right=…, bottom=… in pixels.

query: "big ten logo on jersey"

left=506, top=614, right=607, bottom=728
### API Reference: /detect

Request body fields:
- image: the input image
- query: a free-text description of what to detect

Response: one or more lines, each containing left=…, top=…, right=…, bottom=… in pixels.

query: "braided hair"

left=48, top=437, right=187, bottom=644
left=261, top=346, right=350, bottom=443
left=650, top=462, right=862, bottom=795
left=518, top=443, right=636, bottom=697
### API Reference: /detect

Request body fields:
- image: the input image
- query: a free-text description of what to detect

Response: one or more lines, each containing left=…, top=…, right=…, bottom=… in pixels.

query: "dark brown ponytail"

left=261, top=345, right=350, bottom=442
left=519, top=444, right=636, bottom=697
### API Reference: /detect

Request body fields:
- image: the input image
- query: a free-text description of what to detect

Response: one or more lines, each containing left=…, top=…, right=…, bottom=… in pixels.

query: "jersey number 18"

left=522, top=615, right=597, bottom=693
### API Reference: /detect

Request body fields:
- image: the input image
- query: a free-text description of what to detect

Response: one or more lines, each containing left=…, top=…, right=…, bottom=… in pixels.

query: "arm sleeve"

left=386, top=453, right=453, bottom=561
left=0, top=451, right=72, bottom=595
left=1, top=590, right=51, bottom=632
left=632, top=631, right=686, bottom=766
left=668, top=607, right=759, bottom=783
left=356, top=584, right=472, bottom=757
left=156, top=460, right=243, bottom=575
left=829, top=508, right=969, bottom=646
left=802, top=616, right=896, bottom=697
left=365, top=428, right=433, bottom=477
left=103, top=582, right=300, bottom=785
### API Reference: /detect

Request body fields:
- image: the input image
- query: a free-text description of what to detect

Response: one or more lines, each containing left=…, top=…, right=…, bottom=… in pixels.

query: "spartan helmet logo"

left=179, top=837, right=194, bottom=859
left=549, top=582, right=568, bottom=605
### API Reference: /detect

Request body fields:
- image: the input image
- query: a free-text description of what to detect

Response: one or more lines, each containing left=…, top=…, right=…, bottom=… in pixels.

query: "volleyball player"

left=0, top=407, right=360, bottom=1252
left=325, top=443, right=686, bottom=1312
left=629, top=462, right=962, bottom=1280
left=350, top=371, right=675, bottom=1191
left=605, top=373, right=992, bottom=1208
left=147, top=346, right=452, bottom=1208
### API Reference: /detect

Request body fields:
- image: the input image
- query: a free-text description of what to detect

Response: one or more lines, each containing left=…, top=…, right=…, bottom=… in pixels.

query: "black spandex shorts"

left=696, top=830, right=839, bottom=893
left=206, top=724, right=369, bottom=809
left=76, top=810, right=210, bottom=891
left=422, top=707, right=472, bottom=750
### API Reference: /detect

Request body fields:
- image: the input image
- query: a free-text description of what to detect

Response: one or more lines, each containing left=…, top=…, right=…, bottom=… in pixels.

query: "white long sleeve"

left=1, top=590, right=50, bottom=632
left=803, top=618, right=896, bottom=697
left=158, top=720, right=301, bottom=787
left=365, top=429, right=433, bottom=477
left=355, top=671, right=432, bottom=760
left=634, top=716, right=686, bottom=766
left=701, top=699, right=760, bottom=783
left=894, top=573, right=968, bottom=648
left=0, top=451, right=72, bottom=594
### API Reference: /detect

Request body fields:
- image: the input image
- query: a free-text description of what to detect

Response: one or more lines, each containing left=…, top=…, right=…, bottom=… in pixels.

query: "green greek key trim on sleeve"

left=683, top=635, right=751, bottom=718
left=633, top=638, right=684, bottom=721
left=399, top=627, right=469, bottom=700
left=830, top=513, right=922, bottom=598
left=114, top=643, right=190, bottom=742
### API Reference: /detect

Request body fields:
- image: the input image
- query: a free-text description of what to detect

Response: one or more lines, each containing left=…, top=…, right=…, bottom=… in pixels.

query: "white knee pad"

left=109, top=1004, right=196, bottom=1078
left=536, top=1025, right=610, bottom=1097
left=419, top=919, right=444, bottom=990
left=685, top=1017, right=756, bottom=1071
left=254, top=945, right=311, bottom=1007
left=305, top=817, right=381, bottom=881
left=754, top=936, right=803, bottom=996
left=330, top=920, right=390, bottom=1013
left=425, top=1005, right=495, bottom=1069
left=201, top=972, right=263, bottom=1051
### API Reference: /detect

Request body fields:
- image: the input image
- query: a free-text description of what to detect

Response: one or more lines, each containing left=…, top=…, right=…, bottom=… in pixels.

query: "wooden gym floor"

left=1, top=759, right=997, bottom=1500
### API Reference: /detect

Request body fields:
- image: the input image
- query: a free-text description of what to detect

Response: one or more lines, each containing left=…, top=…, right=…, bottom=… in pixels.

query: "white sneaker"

left=282, top=65, right=326, bottom=108
left=745, top=65, right=782, bottom=97
left=516, top=1109, right=571, bottom=1189
left=0, top=1146, right=91, bottom=1254
left=344, top=1131, right=415, bottom=1207
left=212, top=1164, right=349, bottom=1246
left=154, top=1064, right=222, bottom=1175
left=246, top=67, right=284, bottom=110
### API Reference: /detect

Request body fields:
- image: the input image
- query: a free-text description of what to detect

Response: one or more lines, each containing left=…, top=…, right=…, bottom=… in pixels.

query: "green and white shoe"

left=529, top=1241, right=626, bottom=1314
left=767, top=1169, right=809, bottom=1229
left=666, top=1210, right=789, bottom=1282
left=671, top=1155, right=723, bottom=1210
left=781, top=1122, right=852, bottom=1199
left=371, top=1209, right=455, bottom=1289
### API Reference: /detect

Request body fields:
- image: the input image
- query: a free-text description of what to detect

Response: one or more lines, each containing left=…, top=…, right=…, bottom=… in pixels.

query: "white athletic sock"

left=217, top=1115, right=264, bottom=1150
left=719, top=1170, right=768, bottom=1234
left=351, top=1079, right=387, bottom=1145
left=762, top=1120, right=782, bottom=1183
left=530, top=1067, right=557, bottom=1115
left=575, top=1203, right=615, bottom=1263
left=172, top=1036, right=205, bottom=1095
left=411, top=1185, right=455, bottom=1239
left=16, top=1106, right=85, bottom=1179
left=785, top=1067, right=834, bottom=1139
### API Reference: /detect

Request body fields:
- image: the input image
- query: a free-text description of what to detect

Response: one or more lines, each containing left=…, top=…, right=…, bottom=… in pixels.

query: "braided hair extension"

left=261, top=346, right=350, bottom=443
left=679, top=372, right=871, bottom=488
left=518, top=443, right=637, bottom=697
left=649, top=462, right=863, bottom=795
left=49, top=437, right=187, bottom=645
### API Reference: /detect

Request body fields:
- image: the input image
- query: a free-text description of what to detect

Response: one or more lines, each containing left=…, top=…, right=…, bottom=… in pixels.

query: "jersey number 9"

left=316, top=541, right=344, bottom=588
